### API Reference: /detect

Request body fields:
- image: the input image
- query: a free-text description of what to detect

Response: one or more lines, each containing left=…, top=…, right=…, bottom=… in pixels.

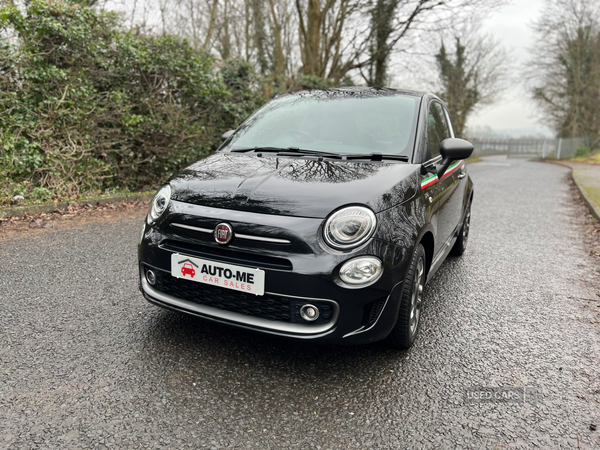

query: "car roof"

left=281, top=86, right=428, bottom=100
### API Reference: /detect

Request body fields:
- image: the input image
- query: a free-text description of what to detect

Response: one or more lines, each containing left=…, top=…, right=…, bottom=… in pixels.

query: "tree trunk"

left=268, top=0, right=285, bottom=78
left=203, top=0, right=219, bottom=50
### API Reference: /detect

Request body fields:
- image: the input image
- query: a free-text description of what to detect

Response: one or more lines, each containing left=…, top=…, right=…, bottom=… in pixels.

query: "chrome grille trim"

left=171, top=222, right=291, bottom=244
left=171, top=223, right=212, bottom=234
left=235, top=233, right=291, bottom=244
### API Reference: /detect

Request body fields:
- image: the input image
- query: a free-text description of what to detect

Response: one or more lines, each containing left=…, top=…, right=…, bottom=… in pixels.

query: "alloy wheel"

left=409, top=257, right=424, bottom=336
left=463, top=206, right=471, bottom=247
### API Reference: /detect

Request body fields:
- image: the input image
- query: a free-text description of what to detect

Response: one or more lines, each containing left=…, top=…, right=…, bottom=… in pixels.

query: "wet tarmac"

left=1, top=156, right=599, bottom=448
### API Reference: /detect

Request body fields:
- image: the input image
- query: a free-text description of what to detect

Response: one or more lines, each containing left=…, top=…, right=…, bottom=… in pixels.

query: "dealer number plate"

left=170, top=253, right=265, bottom=296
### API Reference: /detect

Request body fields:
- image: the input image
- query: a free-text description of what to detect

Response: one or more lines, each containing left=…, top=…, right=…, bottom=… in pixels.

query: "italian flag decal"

left=421, top=160, right=463, bottom=189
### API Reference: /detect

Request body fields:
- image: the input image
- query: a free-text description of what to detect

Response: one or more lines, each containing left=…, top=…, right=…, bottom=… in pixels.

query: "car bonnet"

left=168, top=152, right=418, bottom=218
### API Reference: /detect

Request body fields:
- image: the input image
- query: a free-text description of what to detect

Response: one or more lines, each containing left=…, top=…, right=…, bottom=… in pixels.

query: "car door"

left=433, top=102, right=465, bottom=250
left=439, top=105, right=467, bottom=243
left=421, top=100, right=459, bottom=256
left=420, top=100, right=449, bottom=257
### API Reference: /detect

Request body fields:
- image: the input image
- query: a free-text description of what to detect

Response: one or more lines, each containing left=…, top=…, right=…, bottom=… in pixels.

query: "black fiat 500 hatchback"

left=138, top=87, right=474, bottom=348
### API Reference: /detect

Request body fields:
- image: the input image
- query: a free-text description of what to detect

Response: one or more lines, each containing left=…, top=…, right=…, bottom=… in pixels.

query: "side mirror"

left=436, top=138, right=474, bottom=178
left=221, top=130, right=235, bottom=141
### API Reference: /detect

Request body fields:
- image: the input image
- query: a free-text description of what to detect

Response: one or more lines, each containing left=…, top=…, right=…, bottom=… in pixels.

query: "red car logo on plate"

left=181, top=263, right=195, bottom=278
left=214, top=223, right=233, bottom=245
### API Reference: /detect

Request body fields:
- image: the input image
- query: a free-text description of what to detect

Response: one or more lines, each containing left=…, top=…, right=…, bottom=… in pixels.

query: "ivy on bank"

left=0, top=0, right=262, bottom=205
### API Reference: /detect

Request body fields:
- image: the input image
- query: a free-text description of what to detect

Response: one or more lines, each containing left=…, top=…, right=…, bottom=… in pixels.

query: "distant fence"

left=470, top=137, right=591, bottom=159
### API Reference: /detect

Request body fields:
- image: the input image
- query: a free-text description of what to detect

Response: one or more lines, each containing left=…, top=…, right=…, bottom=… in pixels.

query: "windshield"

left=223, top=91, right=420, bottom=157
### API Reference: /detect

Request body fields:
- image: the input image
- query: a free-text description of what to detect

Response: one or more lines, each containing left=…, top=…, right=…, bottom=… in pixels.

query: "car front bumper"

left=138, top=201, right=413, bottom=345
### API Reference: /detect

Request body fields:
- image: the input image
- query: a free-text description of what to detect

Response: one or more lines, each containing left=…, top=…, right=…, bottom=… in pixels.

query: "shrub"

left=290, top=75, right=335, bottom=92
left=219, top=58, right=265, bottom=131
left=0, top=0, right=261, bottom=205
left=573, top=145, right=591, bottom=158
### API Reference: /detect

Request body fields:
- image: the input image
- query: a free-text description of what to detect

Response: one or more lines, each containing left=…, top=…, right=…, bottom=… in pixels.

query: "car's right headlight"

left=339, top=256, right=383, bottom=286
left=323, top=206, right=377, bottom=250
left=147, top=184, right=171, bottom=224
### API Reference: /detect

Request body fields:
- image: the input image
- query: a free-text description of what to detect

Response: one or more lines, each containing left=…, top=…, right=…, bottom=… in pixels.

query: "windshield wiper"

left=229, top=147, right=408, bottom=162
left=276, top=147, right=344, bottom=159
left=229, top=146, right=287, bottom=153
left=344, top=153, right=409, bottom=162
left=229, top=146, right=344, bottom=159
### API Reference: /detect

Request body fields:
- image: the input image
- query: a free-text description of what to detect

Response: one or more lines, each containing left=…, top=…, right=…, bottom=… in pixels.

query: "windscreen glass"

left=223, top=92, right=420, bottom=157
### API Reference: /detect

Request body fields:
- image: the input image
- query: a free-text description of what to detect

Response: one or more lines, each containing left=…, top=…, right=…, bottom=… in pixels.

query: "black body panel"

left=137, top=87, right=474, bottom=345
left=169, top=153, right=419, bottom=218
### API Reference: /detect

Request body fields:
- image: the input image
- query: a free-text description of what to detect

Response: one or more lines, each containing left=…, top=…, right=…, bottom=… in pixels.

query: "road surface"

left=1, top=157, right=599, bottom=449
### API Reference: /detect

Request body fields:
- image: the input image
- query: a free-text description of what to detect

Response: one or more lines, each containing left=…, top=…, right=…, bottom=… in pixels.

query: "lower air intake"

left=150, top=268, right=334, bottom=325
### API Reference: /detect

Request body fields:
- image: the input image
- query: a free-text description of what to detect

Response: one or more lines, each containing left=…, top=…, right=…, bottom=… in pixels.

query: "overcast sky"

left=467, top=0, right=553, bottom=136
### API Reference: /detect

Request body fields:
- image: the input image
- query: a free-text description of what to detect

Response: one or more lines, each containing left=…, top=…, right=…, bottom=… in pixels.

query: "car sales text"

left=200, top=263, right=254, bottom=290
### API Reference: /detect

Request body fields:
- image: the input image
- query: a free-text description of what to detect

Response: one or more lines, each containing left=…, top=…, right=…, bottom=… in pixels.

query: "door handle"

left=458, top=172, right=466, bottom=179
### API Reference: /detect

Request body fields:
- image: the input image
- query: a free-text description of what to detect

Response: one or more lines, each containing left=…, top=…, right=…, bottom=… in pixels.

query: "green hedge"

left=0, top=0, right=262, bottom=205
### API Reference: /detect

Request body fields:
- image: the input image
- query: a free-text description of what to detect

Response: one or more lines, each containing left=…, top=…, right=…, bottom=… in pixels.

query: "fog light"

left=300, top=304, right=320, bottom=322
left=146, top=269, right=156, bottom=285
left=339, top=256, right=383, bottom=286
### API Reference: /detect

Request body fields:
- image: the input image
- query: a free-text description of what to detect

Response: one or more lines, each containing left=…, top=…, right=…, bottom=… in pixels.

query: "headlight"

left=339, top=256, right=383, bottom=286
left=147, top=184, right=171, bottom=224
left=323, top=206, right=377, bottom=250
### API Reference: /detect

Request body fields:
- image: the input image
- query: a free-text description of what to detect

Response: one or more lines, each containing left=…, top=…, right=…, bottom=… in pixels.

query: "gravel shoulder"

left=0, top=156, right=599, bottom=449
left=0, top=202, right=148, bottom=242
left=562, top=161, right=600, bottom=221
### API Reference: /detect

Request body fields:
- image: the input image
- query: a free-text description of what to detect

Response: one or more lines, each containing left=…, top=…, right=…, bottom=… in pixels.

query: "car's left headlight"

left=323, top=206, right=377, bottom=250
left=147, top=184, right=171, bottom=224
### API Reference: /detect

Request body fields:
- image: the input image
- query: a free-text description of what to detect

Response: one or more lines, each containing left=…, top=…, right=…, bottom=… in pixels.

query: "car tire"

left=387, top=243, right=426, bottom=349
left=450, top=200, right=472, bottom=257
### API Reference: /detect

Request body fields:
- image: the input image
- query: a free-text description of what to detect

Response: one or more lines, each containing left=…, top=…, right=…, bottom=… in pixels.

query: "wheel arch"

left=420, top=231, right=435, bottom=276
left=464, top=177, right=474, bottom=211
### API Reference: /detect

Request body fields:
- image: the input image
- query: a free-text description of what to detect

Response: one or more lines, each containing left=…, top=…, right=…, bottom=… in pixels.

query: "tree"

left=99, top=0, right=504, bottom=93
left=529, top=0, right=600, bottom=141
left=365, top=0, right=449, bottom=88
left=294, top=0, right=361, bottom=82
left=365, top=0, right=399, bottom=88
left=363, top=0, right=506, bottom=88
left=435, top=31, right=507, bottom=138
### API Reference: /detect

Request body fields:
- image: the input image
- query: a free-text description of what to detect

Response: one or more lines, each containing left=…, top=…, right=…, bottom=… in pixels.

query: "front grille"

left=150, top=268, right=334, bottom=325
left=162, top=240, right=293, bottom=271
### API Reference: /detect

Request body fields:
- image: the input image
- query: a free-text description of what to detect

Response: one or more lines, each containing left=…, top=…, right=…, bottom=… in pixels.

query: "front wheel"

left=387, top=244, right=426, bottom=349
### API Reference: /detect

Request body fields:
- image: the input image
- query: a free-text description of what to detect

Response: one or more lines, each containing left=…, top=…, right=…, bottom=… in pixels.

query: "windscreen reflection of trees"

left=176, top=153, right=382, bottom=184
left=171, top=153, right=389, bottom=217
left=227, top=95, right=417, bottom=155
left=372, top=179, right=424, bottom=249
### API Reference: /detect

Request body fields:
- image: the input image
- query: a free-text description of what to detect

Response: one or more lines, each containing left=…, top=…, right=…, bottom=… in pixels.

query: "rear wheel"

left=387, top=244, right=426, bottom=349
left=450, top=200, right=471, bottom=256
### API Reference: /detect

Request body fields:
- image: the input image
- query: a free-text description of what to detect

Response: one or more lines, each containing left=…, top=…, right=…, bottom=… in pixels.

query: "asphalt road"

left=1, top=157, right=600, bottom=449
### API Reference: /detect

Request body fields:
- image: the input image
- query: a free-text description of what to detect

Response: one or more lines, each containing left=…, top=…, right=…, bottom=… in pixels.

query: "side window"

left=427, top=102, right=451, bottom=159
left=443, top=106, right=456, bottom=138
